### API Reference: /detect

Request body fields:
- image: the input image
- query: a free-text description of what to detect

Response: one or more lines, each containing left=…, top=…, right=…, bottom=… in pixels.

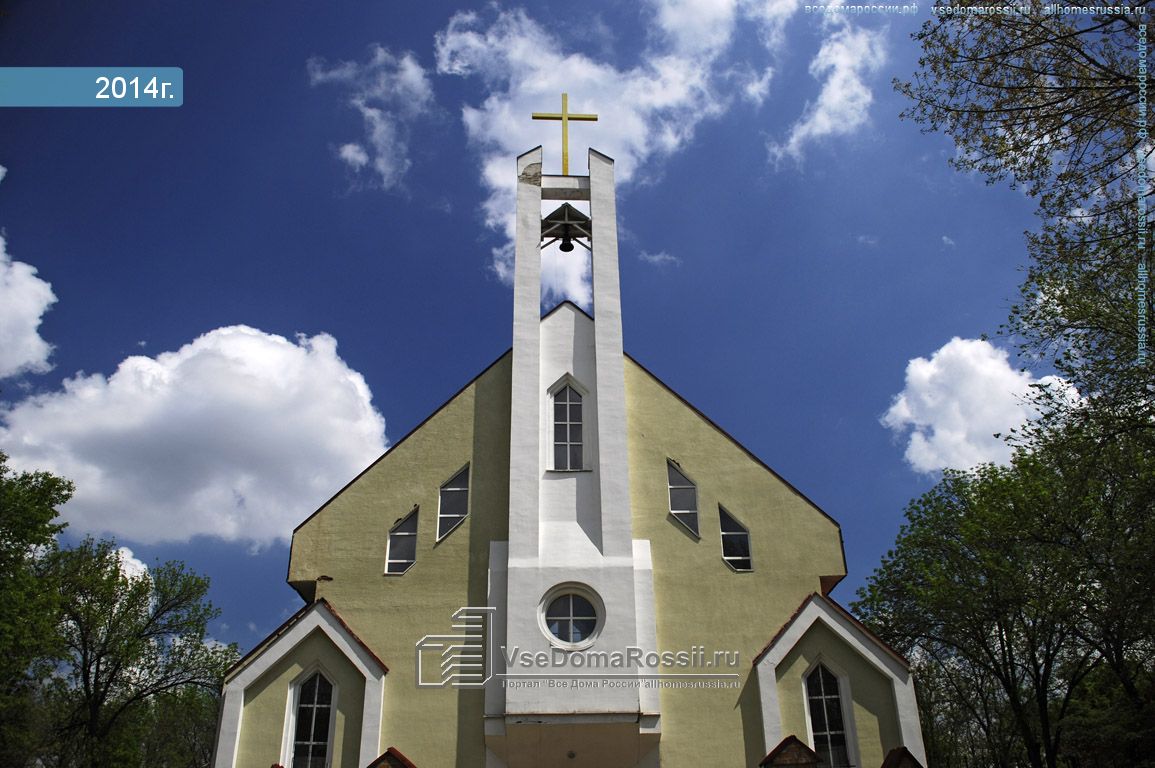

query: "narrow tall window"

left=385, top=508, right=418, bottom=574
left=292, top=672, right=333, bottom=768
left=666, top=462, right=699, bottom=536
left=553, top=385, right=583, bottom=470
left=807, top=664, right=851, bottom=768
left=437, top=466, right=470, bottom=540
left=719, top=506, right=752, bottom=571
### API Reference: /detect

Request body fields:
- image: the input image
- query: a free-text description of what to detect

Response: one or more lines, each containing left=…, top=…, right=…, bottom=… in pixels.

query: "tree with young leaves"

left=900, top=1, right=1146, bottom=219
left=49, top=539, right=237, bottom=768
left=855, top=457, right=1101, bottom=768
left=901, top=1, right=1153, bottom=415
left=0, top=452, right=73, bottom=763
left=855, top=430, right=1155, bottom=767
left=879, top=5, right=1155, bottom=765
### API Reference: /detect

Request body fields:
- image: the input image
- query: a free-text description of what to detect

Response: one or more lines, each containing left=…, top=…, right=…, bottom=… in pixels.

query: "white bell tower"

left=484, top=100, right=661, bottom=767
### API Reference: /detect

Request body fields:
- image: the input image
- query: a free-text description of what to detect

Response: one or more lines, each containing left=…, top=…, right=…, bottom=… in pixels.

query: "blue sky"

left=0, top=1, right=1054, bottom=650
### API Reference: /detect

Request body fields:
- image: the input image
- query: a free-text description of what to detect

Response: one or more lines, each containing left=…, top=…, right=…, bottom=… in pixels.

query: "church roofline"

left=589, top=147, right=615, bottom=164
left=287, top=349, right=514, bottom=599
left=542, top=299, right=593, bottom=321
left=751, top=591, right=909, bottom=670
left=288, top=317, right=847, bottom=599
left=223, top=597, right=388, bottom=685
left=367, top=746, right=420, bottom=768
left=516, top=145, right=544, bottom=162
left=760, top=734, right=820, bottom=766
left=290, top=348, right=513, bottom=540
left=624, top=351, right=848, bottom=570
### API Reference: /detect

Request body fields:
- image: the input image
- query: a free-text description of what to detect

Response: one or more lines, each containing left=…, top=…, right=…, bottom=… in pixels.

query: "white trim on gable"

left=213, top=601, right=387, bottom=768
left=754, top=594, right=926, bottom=766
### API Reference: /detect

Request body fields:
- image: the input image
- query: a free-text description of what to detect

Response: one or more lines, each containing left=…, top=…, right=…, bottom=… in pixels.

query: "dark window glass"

left=437, top=466, right=470, bottom=539
left=386, top=509, right=418, bottom=574
left=666, top=462, right=700, bottom=536
left=666, top=463, right=691, bottom=487
left=719, top=507, right=752, bottom=571
left=669, top=487, right=696, bottom=511
left=545, top=594, right=597, bottom=644
left=390, top=533, right=416, bottom=562
left=553, top=386, right=583, bottom=470
left=807, top=665, right=851, bottom=768
left=292, top=672, right=332, bottom=768
left=394, top=512, right=418, bottom=534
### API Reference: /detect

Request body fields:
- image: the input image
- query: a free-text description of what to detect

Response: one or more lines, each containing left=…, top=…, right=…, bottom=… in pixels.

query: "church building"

left=212, top=115, right=927, bottom=768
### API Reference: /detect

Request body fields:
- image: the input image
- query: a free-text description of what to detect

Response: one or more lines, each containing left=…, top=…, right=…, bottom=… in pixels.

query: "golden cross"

left=532, top=92, right=598, bottom=175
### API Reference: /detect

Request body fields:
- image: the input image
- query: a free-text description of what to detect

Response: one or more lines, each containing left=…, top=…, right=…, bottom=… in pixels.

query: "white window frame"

left=548, top=375, right=589, bottom=472
left=384, top=507, right=418, bottom=575
left=281, top=665, right=339, bottom=768
left=537, top=582, right=605, bottom=651
left=666, top=460, right=700, bottom=537
left=436, top=465, right=470, bottom=541
left=801, top=657, right=861, bottom=768
left=719, top=505, right=753, bottom=572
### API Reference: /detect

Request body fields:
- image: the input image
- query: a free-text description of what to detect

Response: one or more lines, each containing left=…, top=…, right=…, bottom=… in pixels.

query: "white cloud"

left=942, top=235, right=956, bottom=247
left=768, top=23, right=887, bottom=164
left=0, top=229, right=57, bottom=379
left=433, top=5, right=794, bottom=306
left=338, top=143, right=370, bottom=170
left=638, top=250, right=681, bottom=266
left=882, top=337, right=1062, bottom=474
left=740, top=66, right=775, bottom=106
left=0, top=326, right=386, bottom=546
left=429, top=4, right=884, bottom=305
left=648, top=0, right=740, bottom=56
left=117, top=547, right=149, bottom=580
left=308, top=45, right=435, bottom=189
left=856, top=234, right=878, bottom=246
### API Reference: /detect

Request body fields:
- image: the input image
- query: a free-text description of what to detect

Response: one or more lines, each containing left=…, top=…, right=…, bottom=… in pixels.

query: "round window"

left=545, top=594, right=597, bottom=643
left=539, top=584, right=603, bottom=649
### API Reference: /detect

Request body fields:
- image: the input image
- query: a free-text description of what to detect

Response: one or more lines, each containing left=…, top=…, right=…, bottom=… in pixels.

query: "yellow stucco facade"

left=624, top=356, right=847, bottom=767
left=235, top=629, right=366, bottom=768
left=214, top=147, right=925, bottom=768
left=219, top=347, right=920, bottom=768
left=774, top=621, right=906, bottom=768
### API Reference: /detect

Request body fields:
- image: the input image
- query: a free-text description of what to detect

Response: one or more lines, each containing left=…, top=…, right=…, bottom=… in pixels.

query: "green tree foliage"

left=0, top=452, right=72, bottom=762
left=889, top=11, right=1155, bottom=760
left=855, top=434, right=1155, bottom=767
left=51, top=539, right=237, bottom=768
left=898, top=1, right=1145, bottom=219
left=0, top=455, right=237, bottom=767
left=900, top=1, right=1153, bottom=416
left=137, top=685, right=226, bottom=768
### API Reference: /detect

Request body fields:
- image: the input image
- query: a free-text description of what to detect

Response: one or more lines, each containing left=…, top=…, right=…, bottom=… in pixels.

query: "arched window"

left=553, top=385, right=583, bottom=470
left=292, top=672, right=333, bottom=768
left=806, top=664, right=851, bottom=768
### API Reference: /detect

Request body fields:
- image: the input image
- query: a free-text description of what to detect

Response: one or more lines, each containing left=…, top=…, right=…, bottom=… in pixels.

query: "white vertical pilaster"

left=588, top=150, right=632, bottom=558
left=509, top=147, right=544, bottom=561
